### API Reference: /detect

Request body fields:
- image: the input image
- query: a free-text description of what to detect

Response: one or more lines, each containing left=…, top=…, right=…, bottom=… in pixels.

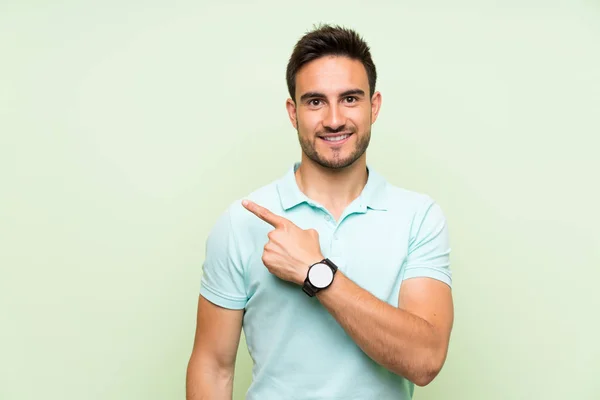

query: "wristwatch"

left=302, top=258, right=338, bottom=297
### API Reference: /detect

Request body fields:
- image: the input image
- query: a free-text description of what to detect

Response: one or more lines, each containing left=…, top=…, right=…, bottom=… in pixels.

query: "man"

left=186, top=24, right=454, bottom=400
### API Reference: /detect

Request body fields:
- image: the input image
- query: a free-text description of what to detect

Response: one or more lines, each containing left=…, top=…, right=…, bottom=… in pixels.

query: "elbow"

left=412, top=369, right=439, bottom=387
left=186, top=353, right=235, bottom=387
left=407, top=350, right=447, bottom=387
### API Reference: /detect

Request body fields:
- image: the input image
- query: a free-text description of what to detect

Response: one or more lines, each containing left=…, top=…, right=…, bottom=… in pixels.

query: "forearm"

left=186, top=357, right=234, bottom=400
left=316, top=271, right=445, bottom=386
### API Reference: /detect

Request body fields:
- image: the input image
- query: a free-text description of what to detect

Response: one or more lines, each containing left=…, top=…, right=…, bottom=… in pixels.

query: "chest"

left=244, top=210, right=411, bottom=306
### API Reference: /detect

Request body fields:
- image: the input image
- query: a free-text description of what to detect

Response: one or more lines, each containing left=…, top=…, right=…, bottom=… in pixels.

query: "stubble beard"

left=297, top=125, right=371, bottom=170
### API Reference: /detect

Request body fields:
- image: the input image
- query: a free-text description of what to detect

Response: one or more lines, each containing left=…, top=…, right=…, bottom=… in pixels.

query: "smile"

left=319, top=133, right=353, bottom=144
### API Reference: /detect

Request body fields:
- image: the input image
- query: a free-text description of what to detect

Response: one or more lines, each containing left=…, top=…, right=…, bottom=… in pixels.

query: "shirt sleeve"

left=402, top=201, right=452, bottom=287
left=199, top=206, right=248, bottom=309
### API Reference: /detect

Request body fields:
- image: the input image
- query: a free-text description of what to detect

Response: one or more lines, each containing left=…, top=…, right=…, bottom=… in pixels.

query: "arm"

left=239, top=199, right=453, bottom=386
left=316, top=274, right=453, bottom=386
left=187, top=204, right=248, bottom=398
left=317, top=201, right=454, bottom=386
left=186, top=295, right=244, bottom=400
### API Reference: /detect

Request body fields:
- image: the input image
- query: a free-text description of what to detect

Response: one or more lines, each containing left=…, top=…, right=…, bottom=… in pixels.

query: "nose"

left=323, top=103, right=345, bottom=132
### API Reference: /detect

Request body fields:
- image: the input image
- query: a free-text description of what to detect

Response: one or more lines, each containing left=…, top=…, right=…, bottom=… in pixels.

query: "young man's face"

left=286, top=55, right=381, bottom=170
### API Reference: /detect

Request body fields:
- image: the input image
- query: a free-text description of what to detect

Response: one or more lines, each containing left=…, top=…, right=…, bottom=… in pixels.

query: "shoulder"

left=375, top=177, right=448, bottom=237
left=215, top=174, right=285, bottom=242
left=382, top=180, right=439, bottom=215
left=375, top=181, right=451, bottom=265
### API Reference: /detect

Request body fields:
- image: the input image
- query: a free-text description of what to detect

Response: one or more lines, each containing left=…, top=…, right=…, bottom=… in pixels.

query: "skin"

left=186, top=55, right=454, bottom=399
left=240, top=199, right=454, bottom=387
left=285, top=55, right=382, bottom=219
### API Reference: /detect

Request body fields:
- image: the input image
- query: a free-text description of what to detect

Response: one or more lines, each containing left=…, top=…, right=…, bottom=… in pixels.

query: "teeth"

left=322, top=134, right=350, bottom=142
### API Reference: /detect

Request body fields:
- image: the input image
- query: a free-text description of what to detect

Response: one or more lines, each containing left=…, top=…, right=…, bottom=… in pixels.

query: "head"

left=285, top=24, right=382, bottom=170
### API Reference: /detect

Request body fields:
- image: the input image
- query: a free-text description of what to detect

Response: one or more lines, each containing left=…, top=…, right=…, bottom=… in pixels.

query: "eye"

left=344, top=96, right=357, bottom=104
left=309, top=99, right=322, bottom=107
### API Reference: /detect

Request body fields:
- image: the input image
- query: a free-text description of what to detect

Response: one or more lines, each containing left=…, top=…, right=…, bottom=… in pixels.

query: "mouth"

left=318, top=133, right=353, bottom=146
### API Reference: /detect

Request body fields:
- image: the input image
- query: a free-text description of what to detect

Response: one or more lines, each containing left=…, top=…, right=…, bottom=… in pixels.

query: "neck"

left=295, top=154, right=368, bottom=213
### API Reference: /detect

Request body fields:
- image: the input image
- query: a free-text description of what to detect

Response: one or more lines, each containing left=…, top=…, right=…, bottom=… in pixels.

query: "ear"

left=286, top=98, right=298, bottom=129
left=370, top=91, right=382, bottom=124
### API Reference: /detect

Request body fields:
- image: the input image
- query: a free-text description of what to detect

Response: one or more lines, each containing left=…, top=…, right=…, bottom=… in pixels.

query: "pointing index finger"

left=242, top=199, right=287, bottom=228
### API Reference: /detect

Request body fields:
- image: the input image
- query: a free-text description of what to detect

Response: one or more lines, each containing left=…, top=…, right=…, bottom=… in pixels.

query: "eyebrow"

left=299, top=89, right=366, bottom=103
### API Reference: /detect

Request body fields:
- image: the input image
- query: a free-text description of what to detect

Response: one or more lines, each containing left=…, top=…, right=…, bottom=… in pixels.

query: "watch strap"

left=321, top=258, right=338, bottom=273
left=302, top=279, right=318, bottom=297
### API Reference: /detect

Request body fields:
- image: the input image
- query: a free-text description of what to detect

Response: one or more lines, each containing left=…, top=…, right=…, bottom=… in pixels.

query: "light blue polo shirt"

left=200, top=162, right=452, bottom=400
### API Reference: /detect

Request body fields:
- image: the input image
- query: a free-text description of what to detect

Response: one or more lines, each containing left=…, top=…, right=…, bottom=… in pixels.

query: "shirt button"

left=324, top=215, right=331, bottom=222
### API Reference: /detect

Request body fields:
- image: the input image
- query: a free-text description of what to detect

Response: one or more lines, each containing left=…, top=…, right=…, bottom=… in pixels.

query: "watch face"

left=308, top=263, right=334, bottom=288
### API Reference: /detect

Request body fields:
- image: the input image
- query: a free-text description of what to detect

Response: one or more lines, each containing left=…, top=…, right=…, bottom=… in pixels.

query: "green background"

left=2, top=1, right=599, bottom=399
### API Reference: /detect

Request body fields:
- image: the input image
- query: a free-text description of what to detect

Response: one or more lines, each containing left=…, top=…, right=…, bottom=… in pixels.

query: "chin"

left=316, top=157, right=357, bottom=170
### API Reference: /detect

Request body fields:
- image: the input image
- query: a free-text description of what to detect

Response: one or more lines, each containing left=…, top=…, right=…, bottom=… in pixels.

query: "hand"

left=242, top=199, right=324, bottom=285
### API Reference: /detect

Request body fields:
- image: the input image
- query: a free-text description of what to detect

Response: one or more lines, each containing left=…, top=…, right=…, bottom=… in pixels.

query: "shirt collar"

left=276, top=162, right=389, bottom=212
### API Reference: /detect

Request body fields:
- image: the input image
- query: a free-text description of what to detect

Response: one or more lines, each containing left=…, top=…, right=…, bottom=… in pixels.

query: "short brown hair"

left=286, top=24, right=377, bottom=102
